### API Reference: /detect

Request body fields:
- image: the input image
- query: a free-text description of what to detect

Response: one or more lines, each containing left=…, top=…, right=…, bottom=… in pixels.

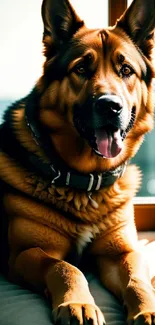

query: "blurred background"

left=0, top=0, right=155, bottom=197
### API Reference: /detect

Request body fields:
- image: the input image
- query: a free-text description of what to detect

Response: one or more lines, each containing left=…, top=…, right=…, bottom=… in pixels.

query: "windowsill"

left=133, top=197, right=155, bottom=205
left=133, top=197, right=155, bottom=231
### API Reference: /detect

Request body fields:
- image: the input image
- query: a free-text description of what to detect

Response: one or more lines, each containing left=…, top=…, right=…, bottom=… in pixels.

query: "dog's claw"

left=128, top=312, right=155, bottom=325
left=53, top=302, right=105, bottom=325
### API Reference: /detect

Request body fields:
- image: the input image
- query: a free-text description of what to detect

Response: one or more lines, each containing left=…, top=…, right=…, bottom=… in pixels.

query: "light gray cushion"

left=0, top=273, right=126, bottom=325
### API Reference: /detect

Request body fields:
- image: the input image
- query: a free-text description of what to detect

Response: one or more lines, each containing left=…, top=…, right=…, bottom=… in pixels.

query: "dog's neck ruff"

left=25, top=88, right=127, bottom=192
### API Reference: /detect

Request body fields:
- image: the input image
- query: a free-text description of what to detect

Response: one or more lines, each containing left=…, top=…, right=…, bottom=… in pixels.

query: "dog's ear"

left=42, top=0, right=84, bottom=54
left=117, top=0, right=155, bottom=57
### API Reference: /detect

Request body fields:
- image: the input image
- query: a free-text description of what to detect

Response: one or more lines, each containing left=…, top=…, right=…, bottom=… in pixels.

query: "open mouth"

left=73, top=107, right=136, bottom=159
left=94, top=126, right=123, bottom=158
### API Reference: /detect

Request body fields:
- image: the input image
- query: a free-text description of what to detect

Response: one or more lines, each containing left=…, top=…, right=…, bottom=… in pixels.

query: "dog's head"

left=37, top=0, right=155, bottom=173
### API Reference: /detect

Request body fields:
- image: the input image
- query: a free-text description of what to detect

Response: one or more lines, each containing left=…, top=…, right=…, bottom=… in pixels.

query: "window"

left=0, top=0, right=43, bottom=102
left=0, top=0, right=155, bottom=227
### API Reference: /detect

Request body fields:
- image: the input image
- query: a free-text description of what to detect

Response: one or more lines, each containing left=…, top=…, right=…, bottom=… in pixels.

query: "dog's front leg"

left=96, top=250, right=155, bottom=324
left=11, top=247, right=104, bottom=325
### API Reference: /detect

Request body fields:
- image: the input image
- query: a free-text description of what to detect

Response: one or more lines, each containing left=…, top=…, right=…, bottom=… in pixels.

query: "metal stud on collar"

left=87, top=174, right=94, bottom=191
left=50, top=165, right=61, bottom=184
left=66, top=172, right=71, bottom=186
left=95, top=174, right=102, bottom=191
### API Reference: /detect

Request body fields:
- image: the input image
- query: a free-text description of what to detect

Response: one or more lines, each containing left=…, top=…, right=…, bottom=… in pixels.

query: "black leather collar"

left=25, top=88, right=127, bottom=191
left=28, top=153, right=126, bottom=191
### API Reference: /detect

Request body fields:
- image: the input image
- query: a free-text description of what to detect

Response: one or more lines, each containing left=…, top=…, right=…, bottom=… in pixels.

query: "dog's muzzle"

left=73, top=94, right=136, bottom=159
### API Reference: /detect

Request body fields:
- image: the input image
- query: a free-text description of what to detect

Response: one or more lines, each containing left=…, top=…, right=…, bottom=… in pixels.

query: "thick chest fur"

left=0, top=150, right=140, bottom=258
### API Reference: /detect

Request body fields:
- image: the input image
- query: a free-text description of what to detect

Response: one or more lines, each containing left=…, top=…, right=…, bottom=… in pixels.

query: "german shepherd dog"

left=0, top=0, right=155, bottom=324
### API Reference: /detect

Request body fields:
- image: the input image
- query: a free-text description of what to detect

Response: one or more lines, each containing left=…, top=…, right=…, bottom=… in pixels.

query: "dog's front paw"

left=128, top=312, right=155, bottom=325
left=53, top=302, right=105, bottom=325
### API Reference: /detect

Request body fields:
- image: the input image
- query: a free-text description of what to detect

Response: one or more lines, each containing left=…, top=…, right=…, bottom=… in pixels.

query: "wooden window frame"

left=134, top=198, right=155, bottom=231
left=109, top=0, right=127, bottom=26
left=109, top=0, right=155, bottom=233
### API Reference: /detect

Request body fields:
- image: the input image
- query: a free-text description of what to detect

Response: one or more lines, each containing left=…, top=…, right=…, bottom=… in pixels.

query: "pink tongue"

left=95, top=128, right=123, bottom=158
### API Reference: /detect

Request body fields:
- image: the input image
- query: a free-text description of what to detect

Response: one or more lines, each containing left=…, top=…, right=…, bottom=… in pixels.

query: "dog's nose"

left=95, top=95, right=123, bottom=116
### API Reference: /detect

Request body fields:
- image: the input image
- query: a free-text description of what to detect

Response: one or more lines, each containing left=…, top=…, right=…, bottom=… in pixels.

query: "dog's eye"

left=74, top=63, right=86, bottom=75
left=120, top=64, right=134, bottom=77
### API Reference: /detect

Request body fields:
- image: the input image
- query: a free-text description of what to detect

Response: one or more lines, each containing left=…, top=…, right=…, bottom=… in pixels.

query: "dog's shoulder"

left=0, top=97, right=26, bottom=152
